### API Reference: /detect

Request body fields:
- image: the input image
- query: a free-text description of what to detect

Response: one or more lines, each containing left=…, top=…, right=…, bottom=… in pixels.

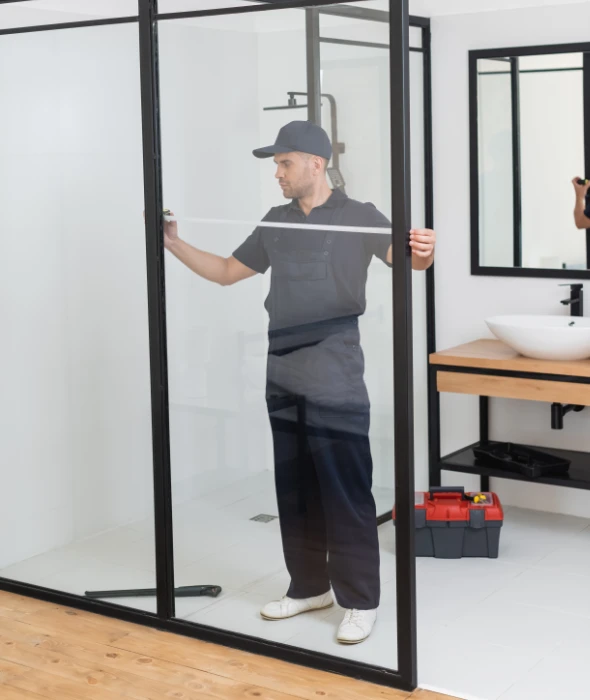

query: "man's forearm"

left=574, top=197, right=590, bottom=229
left=166, top=238, right=230, bottom=285
left=412, top=252, right=434, bottom=271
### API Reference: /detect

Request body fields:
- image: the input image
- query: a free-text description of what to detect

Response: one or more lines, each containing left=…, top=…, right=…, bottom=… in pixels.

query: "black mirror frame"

left=469, top=41, right=590, bottom=279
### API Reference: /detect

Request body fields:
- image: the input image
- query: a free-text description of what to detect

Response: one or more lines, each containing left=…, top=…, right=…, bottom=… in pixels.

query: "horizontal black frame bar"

left=471, top=42, right=590, bottom=59
left=0, top=15, right=137, bottom=36
left=157, top=0, right=358, bottom=21
left=0, top=575, right=410, bottom=690
left=319, top=37, right=423, bottom=52
left=320, top=35, right=388, bottom=50
left=479, top=67, right=584, bottom=75
left=471, top=265, right=590, bottom=279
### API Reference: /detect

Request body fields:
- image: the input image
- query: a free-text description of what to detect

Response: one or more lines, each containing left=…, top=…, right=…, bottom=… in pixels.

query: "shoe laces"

left=343, top=609, right=364, bottom=627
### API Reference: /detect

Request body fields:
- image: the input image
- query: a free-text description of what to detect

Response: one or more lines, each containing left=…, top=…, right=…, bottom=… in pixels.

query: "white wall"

left=431, top=1, right=590, bottom=517
left=0, top=24, right=154, bottom=568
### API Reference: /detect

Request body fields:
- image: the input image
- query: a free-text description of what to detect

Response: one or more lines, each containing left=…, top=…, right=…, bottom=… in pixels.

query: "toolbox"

left=392, top=486, right=504, bottom=559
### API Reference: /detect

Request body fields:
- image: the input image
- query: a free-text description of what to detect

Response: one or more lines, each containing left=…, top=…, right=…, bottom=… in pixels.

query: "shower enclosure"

left=0, top=0, right=432, bottom=692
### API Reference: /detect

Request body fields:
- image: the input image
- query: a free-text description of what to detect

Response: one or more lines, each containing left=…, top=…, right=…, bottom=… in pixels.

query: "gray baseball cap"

left=253, top=120, right=332, bottom=160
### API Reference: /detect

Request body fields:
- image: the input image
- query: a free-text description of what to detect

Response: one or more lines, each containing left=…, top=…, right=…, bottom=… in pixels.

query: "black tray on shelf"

left=472, top=441, right=571, bottom=479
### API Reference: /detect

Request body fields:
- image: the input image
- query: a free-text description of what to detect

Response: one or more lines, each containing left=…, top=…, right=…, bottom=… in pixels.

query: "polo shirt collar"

left=288, top=188, right=347, bottom=211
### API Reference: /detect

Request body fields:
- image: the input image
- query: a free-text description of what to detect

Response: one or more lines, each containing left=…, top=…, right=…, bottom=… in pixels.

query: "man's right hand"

left=163, top=211, right=179, bottom=250
left=572, top=176, right=590, bottom=197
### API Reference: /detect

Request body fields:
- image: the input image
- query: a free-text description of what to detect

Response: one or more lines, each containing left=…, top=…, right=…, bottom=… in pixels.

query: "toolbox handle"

left=428, top=486, right=466, bottom=500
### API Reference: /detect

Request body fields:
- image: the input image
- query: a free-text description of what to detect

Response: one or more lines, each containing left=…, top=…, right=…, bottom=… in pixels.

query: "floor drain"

left=250, top=514, right=278, bottom=523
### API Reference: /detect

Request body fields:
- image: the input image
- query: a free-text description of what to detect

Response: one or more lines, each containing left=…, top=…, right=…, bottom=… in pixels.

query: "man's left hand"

left=410, top=228, right=436, bottom=260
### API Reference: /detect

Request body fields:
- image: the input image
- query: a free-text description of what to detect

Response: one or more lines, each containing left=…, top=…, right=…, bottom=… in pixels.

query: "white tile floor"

left=2, top=472, right=590, bottom=700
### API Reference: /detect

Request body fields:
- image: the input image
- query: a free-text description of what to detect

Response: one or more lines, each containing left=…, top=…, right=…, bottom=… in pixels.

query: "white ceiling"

left=409, top=0, right=590, bottom=17
left=1, top=0, right=588, bottom=29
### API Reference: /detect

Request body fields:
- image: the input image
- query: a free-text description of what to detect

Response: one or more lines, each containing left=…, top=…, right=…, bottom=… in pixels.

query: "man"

left=164, top=121, right=435, bottom=644
left=572, top=176, right=590, bottom=229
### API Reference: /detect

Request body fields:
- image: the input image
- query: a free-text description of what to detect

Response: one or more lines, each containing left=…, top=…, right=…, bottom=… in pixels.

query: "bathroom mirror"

left=470, top=41, right=590, bottom=278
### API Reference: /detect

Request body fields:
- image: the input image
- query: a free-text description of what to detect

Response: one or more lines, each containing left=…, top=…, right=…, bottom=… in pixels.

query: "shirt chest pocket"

left=271, top=251, right=328, bottom=281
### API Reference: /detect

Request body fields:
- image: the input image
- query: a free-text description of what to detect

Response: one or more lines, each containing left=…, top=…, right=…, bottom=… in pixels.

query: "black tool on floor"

left=84, top=585, right=222, bottom=600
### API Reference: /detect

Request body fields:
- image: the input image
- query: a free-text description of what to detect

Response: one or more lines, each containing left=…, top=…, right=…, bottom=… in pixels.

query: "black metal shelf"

left=440, top=441, right=590, bottom=491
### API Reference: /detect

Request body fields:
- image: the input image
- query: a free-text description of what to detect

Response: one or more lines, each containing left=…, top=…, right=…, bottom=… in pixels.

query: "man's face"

left=273, top=152, right=315, bottom=199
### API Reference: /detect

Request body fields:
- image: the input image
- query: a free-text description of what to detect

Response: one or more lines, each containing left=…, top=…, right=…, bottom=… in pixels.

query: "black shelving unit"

left=441, top=441, right=590, bottom=491
left=428, top=357, right=590, bottom=493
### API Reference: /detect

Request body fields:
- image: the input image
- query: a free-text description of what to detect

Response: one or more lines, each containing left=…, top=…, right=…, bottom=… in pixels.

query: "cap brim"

left=252, top=144, right=290, bottom=159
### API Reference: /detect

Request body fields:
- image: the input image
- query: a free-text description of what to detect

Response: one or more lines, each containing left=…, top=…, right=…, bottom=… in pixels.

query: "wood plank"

left=0, top=685, right=48, bottom=700
left=0, top=591, right=60, bottom=616
left=437, top=370, right=590, bottom=406
left=0, top=616, right=298, bottom=700
left=0, top=591, right=458, bottom=700
left=113, top=629, right=409, bottom=700
left=429, top=338, right=590, bottom=378
left=410, top=692, right=457, bottom=700
left=19, top=604, right=141, bottom=646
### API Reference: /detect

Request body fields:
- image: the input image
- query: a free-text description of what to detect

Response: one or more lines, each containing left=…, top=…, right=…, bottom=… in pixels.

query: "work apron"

left=264, top=204, right=380, bottom=611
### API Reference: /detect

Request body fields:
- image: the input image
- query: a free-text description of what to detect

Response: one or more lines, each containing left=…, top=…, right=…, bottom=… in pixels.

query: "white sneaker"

left=260, top=591, right=334, bottom=620
left=336, top=608, right=377, bottom=644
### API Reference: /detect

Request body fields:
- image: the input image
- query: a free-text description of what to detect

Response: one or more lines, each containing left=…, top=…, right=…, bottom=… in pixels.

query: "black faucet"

left=559, top=283, right=584, bottom=317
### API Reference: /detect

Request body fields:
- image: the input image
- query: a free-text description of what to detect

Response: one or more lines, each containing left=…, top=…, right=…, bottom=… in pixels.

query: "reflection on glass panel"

left=0, top=0, right=137, bottom=29
left=320, top=13, right=389, bottom=46
left=410, top=25, right=422, bottom=49
left=158, top=0, right=292, bottom=13
left=520, top=53, right=585, bottom=269
left=409, top=51, right=429, bottom=494
left=477, top=57, right=515, bottom=267
left=159, top=3, right=406, bottom=669
left=476, top=50, right=588, bottom=270
left=0, top=24, right=156, bottom=609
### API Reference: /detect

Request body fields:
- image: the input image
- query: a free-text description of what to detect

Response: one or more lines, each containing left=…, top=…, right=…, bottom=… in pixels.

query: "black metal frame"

left=470, top=41, right=590, bottom=278
left=0, top=0, right=435, bottom=693
left=510, top=56, right=523, bottom=268
left=428, top=361, right=590, bottom=494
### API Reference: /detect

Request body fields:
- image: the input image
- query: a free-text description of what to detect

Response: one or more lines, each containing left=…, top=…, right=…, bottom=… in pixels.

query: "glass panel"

left=410, top=50, right=429, bottom=496
left=159, top=1, right=406, bottom=671
left=477, top=57, right=514, bottom=267
left=0, top=0, right=137, bottom=29
left=410, top=25, right=422, bottom=48
left=0, top=22, right=156, bottom=610
left=320, top=12, right=389, bottom=46
left=158, top=0, right=294, bottom=13
left=520, top=53, right=585, bottom=269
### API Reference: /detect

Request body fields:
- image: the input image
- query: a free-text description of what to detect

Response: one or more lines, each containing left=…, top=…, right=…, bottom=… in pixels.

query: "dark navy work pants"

left=265, top=320, right=380, bottom=610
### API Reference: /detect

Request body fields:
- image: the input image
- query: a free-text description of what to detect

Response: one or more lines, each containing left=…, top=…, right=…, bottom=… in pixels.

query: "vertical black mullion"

left=469, top=53, right=481, bottom=274
left=583, top=53, right=590, bottom=269
left=390, top=0, right=417, bottom=689
left=510, top=56, right=522, bottom=268
left=138, top=0, right=175, bottom=620
left=479, top=396, right=490, bottom=492
left=428, top=365, right=441, bottom=487
left=305, top=8, right=322, bottom=125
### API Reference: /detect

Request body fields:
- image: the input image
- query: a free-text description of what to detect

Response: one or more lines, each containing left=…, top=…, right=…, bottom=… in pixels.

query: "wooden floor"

left=0, top=590, right=457, bottom=700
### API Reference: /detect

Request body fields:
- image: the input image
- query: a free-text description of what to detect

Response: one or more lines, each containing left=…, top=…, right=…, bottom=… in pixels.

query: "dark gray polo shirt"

left=233, top=188, right=391, bottom=331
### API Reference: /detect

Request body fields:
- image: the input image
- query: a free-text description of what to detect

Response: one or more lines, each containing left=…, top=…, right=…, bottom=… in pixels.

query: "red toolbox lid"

left=393, top=486, right=503, bottom=522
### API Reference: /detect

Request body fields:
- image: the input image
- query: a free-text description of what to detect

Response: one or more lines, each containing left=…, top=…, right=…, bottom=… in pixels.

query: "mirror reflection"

left=474, top=46, right=590, bottom=271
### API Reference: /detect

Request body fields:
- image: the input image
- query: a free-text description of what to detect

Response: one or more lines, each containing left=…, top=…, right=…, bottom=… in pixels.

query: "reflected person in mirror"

left=163, top=121, right=435, bottom=644
left=572, top=176, right=590, bottom=229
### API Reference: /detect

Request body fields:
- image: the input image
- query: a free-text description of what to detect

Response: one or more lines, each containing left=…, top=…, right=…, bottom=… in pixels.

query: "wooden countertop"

left=429, top=339, right=590, bottom=378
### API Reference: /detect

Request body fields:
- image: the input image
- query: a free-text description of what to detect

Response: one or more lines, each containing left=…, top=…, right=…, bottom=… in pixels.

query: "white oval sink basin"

left=485, top=315, right=590, bottom=361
